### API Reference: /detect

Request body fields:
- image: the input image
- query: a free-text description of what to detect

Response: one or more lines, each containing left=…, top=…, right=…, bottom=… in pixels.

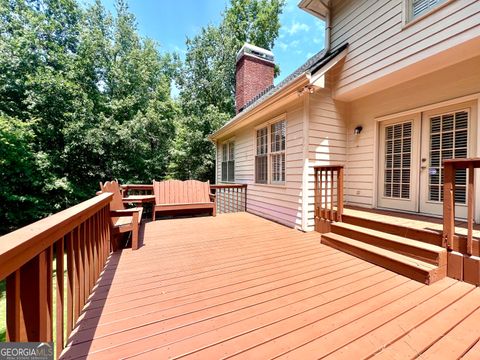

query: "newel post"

left=443, top=161, right=455, bottom=250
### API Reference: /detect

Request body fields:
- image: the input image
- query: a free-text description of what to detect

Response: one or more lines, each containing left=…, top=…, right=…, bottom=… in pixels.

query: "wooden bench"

left=99, top=181, right=143, bottom=250
left=152, top=180, right=216, bottom=221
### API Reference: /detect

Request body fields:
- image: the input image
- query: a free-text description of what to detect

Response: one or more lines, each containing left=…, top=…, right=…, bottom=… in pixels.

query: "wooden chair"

left=99, top=181, right=143, bottom=250
left=152, top=180, right=216, bottom=221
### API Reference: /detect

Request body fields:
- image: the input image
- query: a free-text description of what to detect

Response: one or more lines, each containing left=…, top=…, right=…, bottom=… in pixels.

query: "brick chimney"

left=235, top=43, right=275, bottom=113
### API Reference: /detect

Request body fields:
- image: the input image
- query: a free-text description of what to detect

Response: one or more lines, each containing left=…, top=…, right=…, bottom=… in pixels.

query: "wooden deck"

left=61, top=212, right=480, bottom=359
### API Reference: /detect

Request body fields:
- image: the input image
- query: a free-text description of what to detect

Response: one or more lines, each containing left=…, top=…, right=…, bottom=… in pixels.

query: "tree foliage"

left=0, top=0, right=177, bottom=233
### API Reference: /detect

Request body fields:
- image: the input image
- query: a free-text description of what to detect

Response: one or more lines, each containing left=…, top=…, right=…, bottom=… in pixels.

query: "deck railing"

left=0, top=192, right=113, bottom=358
left=211, top=184, right=248, bottom=214
left=121, top=184, right=153, bottom=196
left=314, top=165, right=344, bottom=233
left=443, top=158, right=479, bottom=254
left=121, top=183, right=248, bottom=215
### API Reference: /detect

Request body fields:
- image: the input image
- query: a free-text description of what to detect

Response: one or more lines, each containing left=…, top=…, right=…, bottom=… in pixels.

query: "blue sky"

left=82, top=0, right=325, bottom=84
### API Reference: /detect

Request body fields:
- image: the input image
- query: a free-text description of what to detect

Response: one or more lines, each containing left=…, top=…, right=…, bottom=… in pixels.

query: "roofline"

left=209, top=74, right=309, bottom=141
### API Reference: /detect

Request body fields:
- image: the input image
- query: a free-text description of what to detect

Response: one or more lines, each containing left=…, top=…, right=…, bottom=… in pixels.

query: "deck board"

left=60, top=212, right=480, bottom=359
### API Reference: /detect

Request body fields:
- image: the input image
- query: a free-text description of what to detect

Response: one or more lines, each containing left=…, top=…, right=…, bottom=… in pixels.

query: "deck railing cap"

left=0, top=192, right=113, bottom=280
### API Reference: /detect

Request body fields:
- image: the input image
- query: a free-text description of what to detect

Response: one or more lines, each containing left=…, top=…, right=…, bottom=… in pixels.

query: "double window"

left=221, top=141, right=235, bottom=182
left=255, top=119, right=286, bottom=185
left=407, top=0, right=447, bottom=22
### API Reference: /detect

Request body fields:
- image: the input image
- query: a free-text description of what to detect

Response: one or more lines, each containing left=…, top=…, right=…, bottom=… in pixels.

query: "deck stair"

left=321, top=220, right=447, bottom=285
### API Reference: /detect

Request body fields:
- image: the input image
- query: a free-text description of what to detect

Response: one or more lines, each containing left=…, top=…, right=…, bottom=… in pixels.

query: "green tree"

left=0, top=0, right=179, bottom=232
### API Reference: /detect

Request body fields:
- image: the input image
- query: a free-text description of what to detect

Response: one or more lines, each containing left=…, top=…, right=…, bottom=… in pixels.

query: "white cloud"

left=277, top=41, right=288, bottom=50
left=275, top=39, right=300, bottom=52
left=285, top=21, right=310, bottom=35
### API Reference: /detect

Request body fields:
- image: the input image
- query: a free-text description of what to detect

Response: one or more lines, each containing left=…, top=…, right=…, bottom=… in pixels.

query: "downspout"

left=321, top=0, right=331, bottom=55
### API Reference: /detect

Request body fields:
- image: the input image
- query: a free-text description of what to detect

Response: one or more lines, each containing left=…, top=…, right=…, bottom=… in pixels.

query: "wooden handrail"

left=314, top=165, right=344, bottom=232
left=443, top=158, right=479, bottom=254
left=0, top=192, right=113, bottom=357
left=210, top=184, right=248, bottom=189
left=210, top=184, right=247, bottom=214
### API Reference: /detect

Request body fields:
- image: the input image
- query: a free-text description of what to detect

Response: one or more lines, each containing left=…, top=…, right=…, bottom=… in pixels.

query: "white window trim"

left=221, top=138, right=235, bottom=183
left=402, top=0, right=454, bottom=29
left=253, top=114, right=287, bottom=186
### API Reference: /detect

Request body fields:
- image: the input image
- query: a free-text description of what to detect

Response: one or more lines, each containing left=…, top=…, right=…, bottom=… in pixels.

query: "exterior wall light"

left=354, top=126, right=363, bottom=135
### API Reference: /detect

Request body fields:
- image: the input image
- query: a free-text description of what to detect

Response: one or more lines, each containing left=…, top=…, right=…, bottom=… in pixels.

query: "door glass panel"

left=384, top=122, right=412, bottom=199
left=428, top=111, right=468, bottom=203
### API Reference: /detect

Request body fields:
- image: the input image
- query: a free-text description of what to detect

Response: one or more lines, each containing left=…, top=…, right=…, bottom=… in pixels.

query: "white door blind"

left=428, top=111, right=468, bottom=203
left=384, top=122, right=412, bottom=199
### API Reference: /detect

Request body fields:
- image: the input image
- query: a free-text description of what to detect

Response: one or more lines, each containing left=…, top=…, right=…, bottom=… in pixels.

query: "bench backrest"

left=99, top=181, right=125, bottom=211
left=153, top=180, right=211, bottom=205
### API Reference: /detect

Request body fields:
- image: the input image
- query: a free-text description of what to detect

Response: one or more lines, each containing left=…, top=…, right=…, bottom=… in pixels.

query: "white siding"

left=215, top=99, right=306, bottom=229
left=330, top=0, right=480, bottom=100
left=305, top=82, right=348, bottom=230
left=345, top=55, right=480, bottom=208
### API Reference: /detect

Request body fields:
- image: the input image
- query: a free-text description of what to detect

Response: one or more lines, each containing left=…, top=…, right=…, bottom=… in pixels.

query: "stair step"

left=331, top=222, right=447, bottom=267
left=342, top=214, right=442, bottom=246
left=321, top=232, right=446, bottom=284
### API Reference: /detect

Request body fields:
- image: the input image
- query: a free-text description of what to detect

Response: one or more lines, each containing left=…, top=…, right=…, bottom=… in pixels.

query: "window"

left=221, top=141, right=235, bottom=182
left=407, top=0, right=447, bottom=21
left=255, top=119, right=286, bottom=184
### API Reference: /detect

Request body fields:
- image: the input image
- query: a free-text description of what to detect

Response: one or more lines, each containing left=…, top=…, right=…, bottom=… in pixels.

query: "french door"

left=419, top=106, right=471, bottom=218
left=378, top=102, right=475, bottom=218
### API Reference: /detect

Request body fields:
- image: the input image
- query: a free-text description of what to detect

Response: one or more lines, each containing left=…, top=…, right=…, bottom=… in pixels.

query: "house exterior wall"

left=216, top=98, right=306, bottom=229
left=329, top=0, right=480, bottom=100
left=345, top=55, right=480, bottom=212
left=305, top=79, right=348, bottom=230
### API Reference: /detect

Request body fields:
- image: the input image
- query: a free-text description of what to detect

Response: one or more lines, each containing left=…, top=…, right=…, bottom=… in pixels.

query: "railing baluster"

left=67, top=231, right=74, bottom=338
left=56, top=238, right=64, bottom=356
left=467, top=164, right=475, bottom=256
left=6, top=270, right=21, bottom=341
left=337, top=167, right=344, bottom=222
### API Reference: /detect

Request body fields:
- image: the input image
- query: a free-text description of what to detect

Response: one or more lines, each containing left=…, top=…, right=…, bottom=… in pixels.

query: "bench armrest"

left=110, top=208, right=141, bottom=217
left=209, top=193, right=216, bottom=202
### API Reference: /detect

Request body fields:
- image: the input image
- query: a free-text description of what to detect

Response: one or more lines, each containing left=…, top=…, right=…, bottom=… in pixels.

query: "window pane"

left=222, top=143, right=228, bottom=162
left=256, top=127, right=268, bottom=155
left=383, top=121, right=412, bottom=199
left=428, top=111, right=469, bottom=203
left=255, top=155, right=267, bottom=183
left=221, top=162, right=227, bottom=182
left=271, top=153, right=285, bottom=183
left=271, top=120, right=286, bottom=153
left=228, top=160, right=235, bottom=182
left=229, top=142, right=235, bottom=160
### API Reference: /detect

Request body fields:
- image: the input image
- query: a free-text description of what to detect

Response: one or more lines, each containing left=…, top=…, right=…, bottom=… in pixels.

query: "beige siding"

left=305, top=81, right=348, bottom=230
left=330, top=0, right=480, bottom=100
left=216, top=99, right=306, bottom=229
left=345, top=55, right=480, bottom=208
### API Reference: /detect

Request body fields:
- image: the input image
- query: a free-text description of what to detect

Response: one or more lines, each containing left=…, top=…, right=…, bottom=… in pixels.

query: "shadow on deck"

left=61, top=213, right=480, bottom=359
